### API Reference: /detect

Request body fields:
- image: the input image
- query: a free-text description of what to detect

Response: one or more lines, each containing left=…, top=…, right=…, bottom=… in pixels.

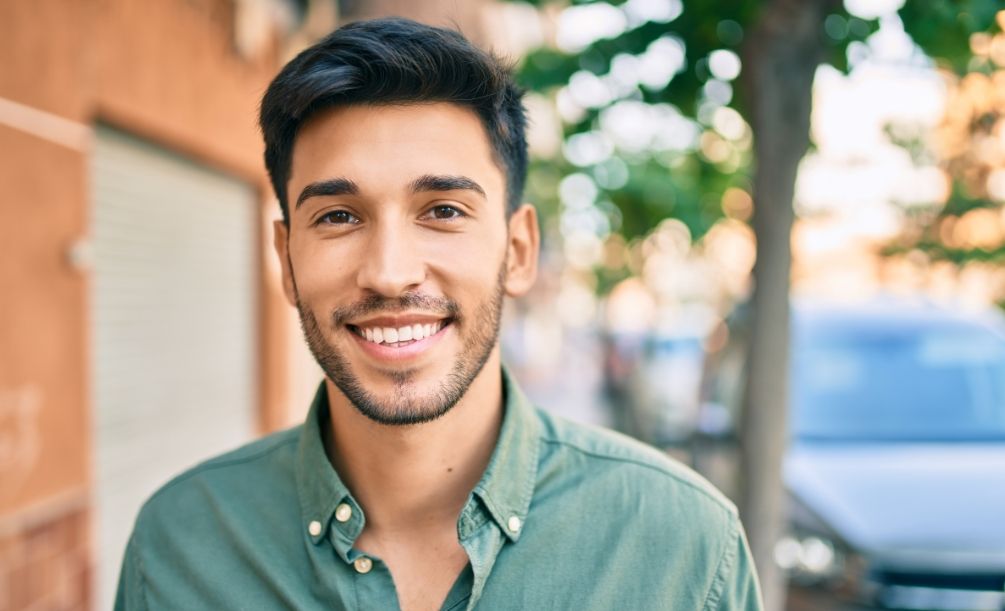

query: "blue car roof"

left=791, top=299, right=1005, bottom=339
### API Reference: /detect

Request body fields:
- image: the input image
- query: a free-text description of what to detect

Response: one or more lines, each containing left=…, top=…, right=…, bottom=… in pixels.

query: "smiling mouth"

left=347, top=319, right=452, bottom=347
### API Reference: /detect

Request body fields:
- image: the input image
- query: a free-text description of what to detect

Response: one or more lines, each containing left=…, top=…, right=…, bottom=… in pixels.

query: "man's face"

left=275, top=103, right=537, bottom=425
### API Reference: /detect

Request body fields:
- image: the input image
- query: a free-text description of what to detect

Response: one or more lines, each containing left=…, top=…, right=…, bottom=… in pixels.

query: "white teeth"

left=357, top=321, right=446, bottom=345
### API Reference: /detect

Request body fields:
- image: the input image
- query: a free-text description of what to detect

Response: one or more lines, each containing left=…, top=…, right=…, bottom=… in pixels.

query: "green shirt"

left=115, top=369, right=762, bottom=610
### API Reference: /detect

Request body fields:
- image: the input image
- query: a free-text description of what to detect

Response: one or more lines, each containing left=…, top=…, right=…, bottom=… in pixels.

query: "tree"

left=518, top=1, right=874, bottom=607
left=735, top=3, right=836, bottom=609
left=885, top=3, right=1005, bottom=301
left=515, top=0, right=1005, bottom=607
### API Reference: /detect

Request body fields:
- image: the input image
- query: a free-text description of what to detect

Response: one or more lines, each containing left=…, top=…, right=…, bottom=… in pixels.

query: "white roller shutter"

left=90, top=127, right=257, bottom=609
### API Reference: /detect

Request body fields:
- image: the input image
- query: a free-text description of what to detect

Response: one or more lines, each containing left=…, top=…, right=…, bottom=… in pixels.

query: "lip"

left=349, top=320, right=451, bottom=363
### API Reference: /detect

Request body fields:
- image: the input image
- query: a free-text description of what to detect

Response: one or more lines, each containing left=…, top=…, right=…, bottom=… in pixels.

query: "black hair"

left=259, top=17, right=528, bottom=223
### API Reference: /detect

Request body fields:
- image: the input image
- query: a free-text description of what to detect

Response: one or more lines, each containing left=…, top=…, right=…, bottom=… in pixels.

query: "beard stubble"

left=293, top=262, right=506, bottom=426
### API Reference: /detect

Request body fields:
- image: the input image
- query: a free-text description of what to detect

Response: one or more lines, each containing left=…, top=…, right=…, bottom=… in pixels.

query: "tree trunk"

left=738, top=1, right=834, bottom=610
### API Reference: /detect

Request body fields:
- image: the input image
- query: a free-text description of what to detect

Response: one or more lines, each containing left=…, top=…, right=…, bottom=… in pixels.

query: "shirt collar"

left=295, top=367, right=541, bottom=547
left=469, top=367, right=541, bottom=542
left=295, top=383, right=358, bottom=552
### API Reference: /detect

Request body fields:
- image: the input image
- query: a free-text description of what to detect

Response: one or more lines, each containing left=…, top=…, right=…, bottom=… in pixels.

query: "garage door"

left=90, top=127, right=257, bottom=609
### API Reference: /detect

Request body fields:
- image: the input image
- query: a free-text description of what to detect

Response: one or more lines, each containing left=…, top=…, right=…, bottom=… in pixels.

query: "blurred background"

left=2, top=1, right=1005, bottom=610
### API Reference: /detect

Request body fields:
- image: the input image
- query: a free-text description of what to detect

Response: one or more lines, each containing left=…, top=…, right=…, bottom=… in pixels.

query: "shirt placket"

left=303, top=490, right=400, bottom=610
left=325, top=498, right=404, bottom=610
left=349, top=552, right=401, bottom=610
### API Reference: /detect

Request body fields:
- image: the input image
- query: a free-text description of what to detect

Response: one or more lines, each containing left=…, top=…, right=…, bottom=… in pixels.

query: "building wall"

left=0, top=501, right=90, bottom=610
left=0, top=1, right=293, bottom=608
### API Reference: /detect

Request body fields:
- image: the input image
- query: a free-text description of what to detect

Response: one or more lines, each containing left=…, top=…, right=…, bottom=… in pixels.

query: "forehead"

left=289, top=102, right=504, bottom=204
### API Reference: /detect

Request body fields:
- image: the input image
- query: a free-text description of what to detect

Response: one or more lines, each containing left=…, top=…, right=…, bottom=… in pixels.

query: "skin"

left=273, top=102, right=539, bottom=611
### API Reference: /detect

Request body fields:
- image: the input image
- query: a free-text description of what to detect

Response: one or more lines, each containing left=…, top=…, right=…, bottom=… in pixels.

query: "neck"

left=324, top=353, right=504, bottom=536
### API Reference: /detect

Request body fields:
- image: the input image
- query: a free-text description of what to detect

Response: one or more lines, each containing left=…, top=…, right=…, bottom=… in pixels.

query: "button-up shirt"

left=115, top=369, right=762, bottom=610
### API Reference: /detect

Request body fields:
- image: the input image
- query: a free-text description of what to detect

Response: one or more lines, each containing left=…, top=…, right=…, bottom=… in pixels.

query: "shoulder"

left=135, top=425, right=301, bottom=531
left=119, top=426, right=309, bottom=608
left=152, top=424, right=300, bottom=497
left=519, top=409, right=757, bottom=608
left=534, top=408, right=737, bottom=525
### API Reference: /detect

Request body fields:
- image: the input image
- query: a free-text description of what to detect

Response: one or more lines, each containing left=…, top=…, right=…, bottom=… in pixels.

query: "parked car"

left=698, top=299, right=1005, bottom=611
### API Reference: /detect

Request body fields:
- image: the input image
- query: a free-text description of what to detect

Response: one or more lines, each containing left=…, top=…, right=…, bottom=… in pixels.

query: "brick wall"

left=0, top=502, right=90, bottom=611
left=0, top=1, right=291, bottom=609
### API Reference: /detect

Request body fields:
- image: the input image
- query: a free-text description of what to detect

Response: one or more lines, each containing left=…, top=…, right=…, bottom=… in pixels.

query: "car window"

left=792, top=326, right=1005, bottom=441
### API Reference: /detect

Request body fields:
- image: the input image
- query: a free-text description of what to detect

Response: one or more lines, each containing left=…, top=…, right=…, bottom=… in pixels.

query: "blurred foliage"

left=888, top=3, right=1005, bottom=267
left=898, top=0, right=1001, bottom=72
left=514, top=0, right=878, bottom=294
left=515, top=0, right=1005, bottom=297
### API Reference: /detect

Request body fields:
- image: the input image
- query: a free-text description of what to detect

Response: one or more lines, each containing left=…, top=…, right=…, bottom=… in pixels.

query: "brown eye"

left=428, top=205, right=464, bottom=220
left=317, top=210, right=360, bottom=225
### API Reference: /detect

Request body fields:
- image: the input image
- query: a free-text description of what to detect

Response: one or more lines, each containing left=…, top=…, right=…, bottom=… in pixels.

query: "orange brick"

left=9, top=561, right=35, bottom=609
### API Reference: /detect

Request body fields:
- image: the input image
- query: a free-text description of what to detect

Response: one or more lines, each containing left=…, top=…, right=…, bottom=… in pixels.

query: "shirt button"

left=308, top=520, right=322, bottom=537
left=354, top=556, right=373, bottom=574
left=335, top=503, right=353, bottom=523
left=507, top=516, right=522, bottom=533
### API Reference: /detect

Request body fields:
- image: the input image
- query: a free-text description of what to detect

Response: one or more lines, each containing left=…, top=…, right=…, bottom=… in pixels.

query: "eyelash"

left=315, top=210, right=360, bottom=226
left=313, top=205, right=467, bottom=227
left=422, top=205, right=467, bottom=221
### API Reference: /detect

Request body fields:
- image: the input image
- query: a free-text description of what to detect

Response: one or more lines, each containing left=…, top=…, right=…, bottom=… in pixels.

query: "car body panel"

left=787, top=443, right=1005, bottom=571
left=699, top=299, right=1005, bottom=608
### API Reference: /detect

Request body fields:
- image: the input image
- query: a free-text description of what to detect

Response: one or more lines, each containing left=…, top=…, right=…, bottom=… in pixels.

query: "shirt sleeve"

left=114, top=533, right=148, bottom=611
left=705, top=514, right=764, bottom=611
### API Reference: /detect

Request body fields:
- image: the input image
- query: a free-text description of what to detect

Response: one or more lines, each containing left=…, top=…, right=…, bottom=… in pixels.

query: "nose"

left=355, top=219, right=425, bottom=297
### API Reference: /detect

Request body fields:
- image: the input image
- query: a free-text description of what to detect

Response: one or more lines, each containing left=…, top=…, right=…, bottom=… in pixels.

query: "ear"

left=504, top=204, right=540, bottom=297
left=272, top=219, right=297, bottom=306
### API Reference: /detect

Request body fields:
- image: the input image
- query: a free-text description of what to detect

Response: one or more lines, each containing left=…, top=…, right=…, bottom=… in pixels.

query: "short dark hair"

left=259, top=17, right=528, bottom=223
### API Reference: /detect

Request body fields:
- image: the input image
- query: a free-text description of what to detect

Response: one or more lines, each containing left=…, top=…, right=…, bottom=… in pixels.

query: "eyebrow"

left=295, top=174, right=486, bottom=210
left=295, top=177, right=360, bottom=209
left=408, top=174, right=486, bottom=199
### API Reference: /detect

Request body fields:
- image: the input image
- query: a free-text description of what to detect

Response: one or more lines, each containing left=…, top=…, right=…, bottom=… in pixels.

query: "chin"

left=340, top=373, right=467, bottom=426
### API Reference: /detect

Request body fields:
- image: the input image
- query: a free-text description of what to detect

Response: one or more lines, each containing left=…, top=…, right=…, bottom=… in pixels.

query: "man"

left=115, top=17, right=762, bottom=611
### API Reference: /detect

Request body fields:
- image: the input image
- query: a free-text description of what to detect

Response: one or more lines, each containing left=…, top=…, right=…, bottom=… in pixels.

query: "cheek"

left=425, top=229, right=506, bottom=283
left=288, top=240, right=355, bottom=302
left=427, top=248, right=506, bottom=314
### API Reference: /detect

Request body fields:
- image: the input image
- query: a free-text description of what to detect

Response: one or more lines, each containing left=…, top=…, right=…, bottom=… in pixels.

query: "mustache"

left=331, top=292, right=461, bottom=327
